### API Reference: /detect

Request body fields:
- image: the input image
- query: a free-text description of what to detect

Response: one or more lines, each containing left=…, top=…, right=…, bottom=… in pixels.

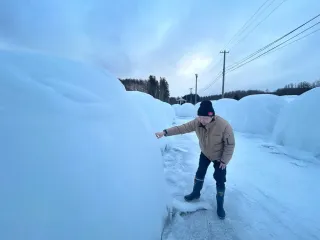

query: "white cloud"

left=0, top=0, right=319, bottom=96
left=177, top=54, right=212, bottom=76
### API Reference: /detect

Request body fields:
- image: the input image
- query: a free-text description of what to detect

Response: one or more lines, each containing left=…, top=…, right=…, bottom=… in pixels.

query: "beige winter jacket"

left=165, top=115, right=235, bottom=164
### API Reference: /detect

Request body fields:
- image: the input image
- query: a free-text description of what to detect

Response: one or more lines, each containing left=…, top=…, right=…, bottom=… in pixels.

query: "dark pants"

left=195, top=152, right=226, bottom=189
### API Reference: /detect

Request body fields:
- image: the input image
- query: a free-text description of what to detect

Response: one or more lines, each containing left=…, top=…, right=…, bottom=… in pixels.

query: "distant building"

left=176, top=97, right=187, bottom=105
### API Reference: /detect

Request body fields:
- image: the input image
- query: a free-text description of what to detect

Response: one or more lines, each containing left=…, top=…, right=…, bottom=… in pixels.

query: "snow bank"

left=212, top=99, right=238, bottom=126
left=0, top=50, right=168, bottom=240
left=280, top=95, right=298, bottom=103
left=126, top=91, right=175, bottom=150
left=174, top=103, right=196, bottom=117
left=272, top=88, right=320, bottom=157
left=195, top=102, right=201, bottom=109
left=172, top=104, right=180, bottom=116
left=232, top=94, right=287, bottom=135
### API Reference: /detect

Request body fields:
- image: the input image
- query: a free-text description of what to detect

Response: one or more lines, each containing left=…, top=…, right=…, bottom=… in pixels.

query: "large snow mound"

left=232, top=94, right=287, bottom=135
left=0, top=50, right=168, bottom=240
left=174, top=103, right=196, bottom=117
left=272, top=88, right=320, bottom=157
left=212, top=99, right=238, bottom=126
left=126, top=91, right=175, bottom=150
left=280, top=95, right=298, bottom=103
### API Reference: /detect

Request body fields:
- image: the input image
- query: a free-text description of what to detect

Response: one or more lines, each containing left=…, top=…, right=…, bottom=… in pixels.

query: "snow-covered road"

left=162, top=117, right=320, bottom=240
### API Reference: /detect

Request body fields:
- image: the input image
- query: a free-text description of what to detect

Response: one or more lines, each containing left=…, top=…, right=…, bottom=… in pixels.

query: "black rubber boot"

left=184, top=178, right=204, bottom=201
left=216, top=187, right=226, bottom=219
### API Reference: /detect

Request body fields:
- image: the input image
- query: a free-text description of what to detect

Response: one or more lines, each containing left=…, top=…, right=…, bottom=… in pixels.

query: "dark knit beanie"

left=197, top=100, right=215, bottom=117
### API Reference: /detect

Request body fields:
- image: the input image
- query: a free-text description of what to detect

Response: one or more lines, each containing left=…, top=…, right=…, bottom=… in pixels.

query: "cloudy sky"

left=0, top=0, right=319, bottom=97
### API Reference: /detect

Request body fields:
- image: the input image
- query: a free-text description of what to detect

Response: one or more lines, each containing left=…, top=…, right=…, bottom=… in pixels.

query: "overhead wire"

left=203, top=0, right=275, bottom=86
left=266, top=27, right=320, bottom=54
left=226, top=21, right=320, bottom=73
left=201, top=0, right=284, bottom=96
left=225, top=13, right=320, bottom=71
left=228, top=0, right=288, bottom=51
left=224, top=0, right=273, bottom=49
left=198, top=72, right=222, bottom=95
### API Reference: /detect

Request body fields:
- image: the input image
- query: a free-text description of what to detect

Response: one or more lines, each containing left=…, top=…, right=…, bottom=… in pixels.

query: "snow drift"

left=272, top=87, right=320, bottom=157
left=212, top=99, right=238, bottom=126
left=0, top=50, right=168, bottom=240
left=172, top=104, right=180, bottom=115
left=232, top=94, right=287, bottom=135
left=126, top=91, right=175, bottom=150
left=173, top=103, right=196, bottom=117
left=280, top=95, right=298, bottom=103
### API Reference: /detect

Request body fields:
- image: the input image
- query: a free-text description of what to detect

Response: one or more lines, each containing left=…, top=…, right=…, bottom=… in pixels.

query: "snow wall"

left=0, top=50, right=169, bottom=240
left=212, top=99, right=238, bottom=126
left=126, top=91, right=175, bottom=151
left=231, top=94, right=287, bottom=135
left=272, top=87, right=320, bottom=157
left=173, top=103, right=197, bottom=117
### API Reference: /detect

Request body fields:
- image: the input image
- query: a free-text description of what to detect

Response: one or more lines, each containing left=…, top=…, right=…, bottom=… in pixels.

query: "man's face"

left=198, top=116, right=213, bottom=125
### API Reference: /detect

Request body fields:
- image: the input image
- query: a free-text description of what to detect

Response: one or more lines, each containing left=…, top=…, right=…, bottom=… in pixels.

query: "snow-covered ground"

left=162, top=117, right=320, bottom=240
left=1, top=49, right=319, bottom=240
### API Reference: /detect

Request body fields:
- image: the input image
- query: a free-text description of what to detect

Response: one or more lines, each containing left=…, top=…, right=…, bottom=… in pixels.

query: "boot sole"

left=217, top=211, right=226, bottom=219
left=184, top=196, right=200, bottom=202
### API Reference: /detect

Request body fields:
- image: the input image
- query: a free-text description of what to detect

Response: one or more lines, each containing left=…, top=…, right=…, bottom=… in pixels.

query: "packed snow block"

left=272, top=88, right=320, bottom=157
left=0, top=50, right=169, bottom=240
left=212, top=99, right=238, bottom=126
left=126, top=91, right=175, bottom=151
left=233, top=94, right=287, bottom=135
left=174, top=103, right=196, bottom=117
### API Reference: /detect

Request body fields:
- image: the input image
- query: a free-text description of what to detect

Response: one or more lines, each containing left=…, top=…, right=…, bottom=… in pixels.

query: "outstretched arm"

left=164, top=118, right=197, bottom=136
left=155, top=118, right=197, bottom=138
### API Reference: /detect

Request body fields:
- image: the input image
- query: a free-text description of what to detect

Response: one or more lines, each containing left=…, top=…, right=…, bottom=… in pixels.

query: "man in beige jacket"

left=155, top=100, right=235, bottom=219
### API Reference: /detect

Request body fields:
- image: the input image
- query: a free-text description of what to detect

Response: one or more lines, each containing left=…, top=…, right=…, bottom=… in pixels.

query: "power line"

left=200, top=25, right=319, bottom=97
left=227, top=21, right=320, bottom=73
left=206, top=0, right=275, bottom=76
left=200, top=74, right=222, bottom=93
left=202, top=0, right=287, bottom=96
left=198, top=72, right=222, bottom=94
left=267, top=27, right=320, bottom=54
left=226, top=13, right=320, bottom=71
left=224, top=0, right=273, bottom=49
left=206, top=56, right=224, bottom=74
left=229, top=0, right=288, bottom=51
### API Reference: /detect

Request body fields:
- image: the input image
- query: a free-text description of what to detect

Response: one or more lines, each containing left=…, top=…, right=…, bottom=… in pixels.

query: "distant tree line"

left=273, top=80, right=320, bottom=96
left=170, top=79, right=320, bottom=104
left=119, top=75, right=170, bottom=103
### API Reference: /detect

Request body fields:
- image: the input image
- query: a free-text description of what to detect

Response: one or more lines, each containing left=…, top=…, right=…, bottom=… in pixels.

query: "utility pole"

left=195, top=74, right=198, bottom=104
left=220, top=50, right=229, bottom=98
left=189, top=88, right=193, bottom=103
